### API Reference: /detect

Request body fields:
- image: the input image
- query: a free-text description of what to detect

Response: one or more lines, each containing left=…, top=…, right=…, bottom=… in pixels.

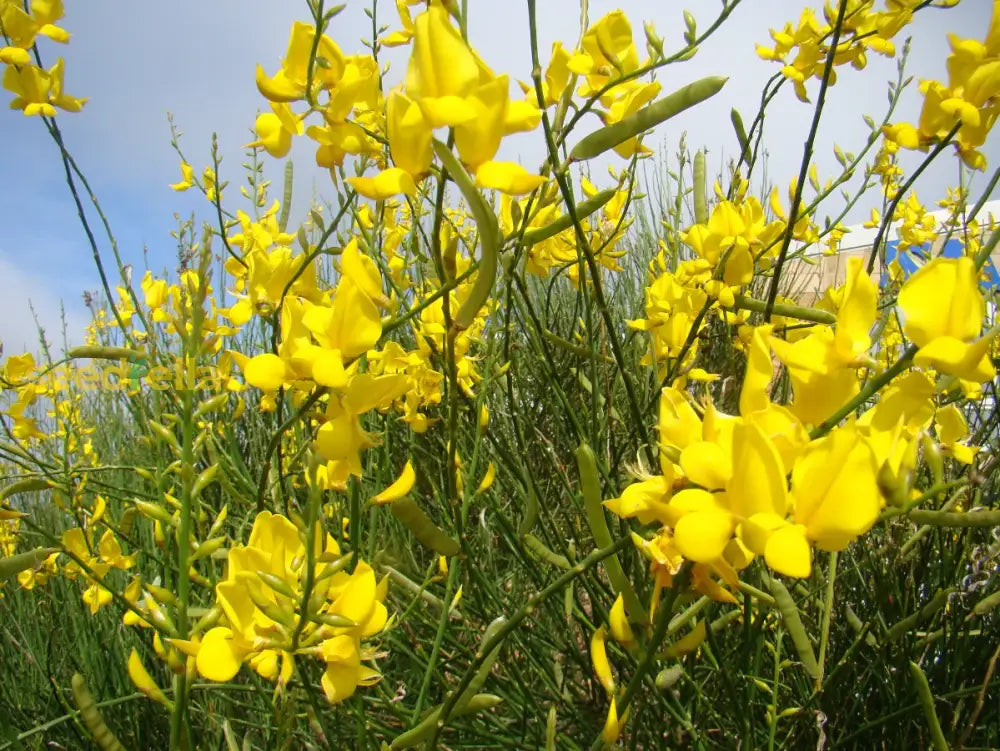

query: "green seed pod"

left=523, top=533, right=571, bottom=569
left=656, top=665, right=685, bottom=691
left=0, top=477, right=52, bottom=502
left=520, top=189, right=617, bottom=245
left=311, top=612, right=358, bottom=629
left=191, top=463, right=219, bottom=501
left=546, top=706, right=557, bottom=751
left=908, top=661, right=949, bottom=751
left=134, top=500, right=175, bottom=525
left=256, top=570, right=298, bottom=599
left=570, top=76, right=728, bottom=162
left=279, top=160, right=293, bottom=232
left=731, top=108, right=751, bottom=162
left=693, top=150, right=708, bottom=225
left=432, top=140, right=500, bottom=330
left=390, top=498, right=461, bottom=557
left=974, top=590, right=1000, bottom=616
left=0, top=547, right=57, bottom=582
left=390, top=694, right=502, bottom=749
left=767, top=575, right=820, bottom=680
left=147, top=421, right=181, bottom=454
left=194, top=393, right=230, bottom=419
left=190, top=536, right=227, bottom=563
left=884, top=588, right=950, bottom=642
left=192, top=604, right=223, bottom=634
left=921, top=433, right=945, bottom=487
left=844, top=604, right=878, bottom=647
left=516, top=476, right=539, bottom=537
left=575, top=443, right=646, bottom=626
left=908, top=510, right=1000, bottom=527
left=71, top=673, right=126, bottom=751
left=67, top=345, right=146, bottom=362
left=455, top=617, right=506, bottom=711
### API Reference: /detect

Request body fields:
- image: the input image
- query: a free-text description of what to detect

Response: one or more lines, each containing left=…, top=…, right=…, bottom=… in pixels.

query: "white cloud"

left=0, top=253, right=89, bottom=355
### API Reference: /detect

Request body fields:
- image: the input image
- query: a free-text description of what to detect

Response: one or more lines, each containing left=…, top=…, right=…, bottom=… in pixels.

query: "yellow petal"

left=727, top=421, right=788, bottom=519
left=663, top=620, right=707, bottom=658
left=347, top=168, right=417, bottom=200
left=244, top=353, right=289, bottom=391
left=673, top=509, right=733, bottom=563
left=475, top=161, right=546, bottom=196
left=679, top=441, right=731, bottom=490
left=475, top=461, right=496, bottom=494
left=898, top=257, right=983, bottom=347
left=764, top=524, right=811, bottom=578
left=127, top=649, right=171, bottom=706
left=609, top=594, right=636, bottom=647
left=196, top=628, right=244, bottom=682
left=590, top=626, right=615, bottom=694
left=372, top=461, right=416, bottom=504
left=602, top=698, right=622, bottom=744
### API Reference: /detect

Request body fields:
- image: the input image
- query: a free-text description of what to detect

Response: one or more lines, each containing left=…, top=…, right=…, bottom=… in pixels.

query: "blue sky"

left=1, top=0, right=996, bottom=352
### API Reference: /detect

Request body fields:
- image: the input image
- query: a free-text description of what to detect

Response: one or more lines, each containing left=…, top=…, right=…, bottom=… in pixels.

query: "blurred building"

left=787, top=199, right=1000, bottom=304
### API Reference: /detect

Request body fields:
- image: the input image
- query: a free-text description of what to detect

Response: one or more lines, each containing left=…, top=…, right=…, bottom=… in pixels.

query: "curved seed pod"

left=973, top=589, right=1000, bottom=616
left=0, top=477, right=52, bottom=502
left=516, top=477, right=539, bottom=537
left=520, top=189, right=617, bottom=245
left=390, top=694, right=503, bottom=749
left=71, top=673, right=126, bottom=751
left=455, top=617, right=506, bottom=711
left=908, top=510, right=1000, bottom=527
left=731, top=108, right=750, bottom=161
left=570, top=76, right=727, bottom=161
left=191, top=464, right=219, bottom=501
left=0, top=547, right=57, bottom=581
left=523, top=533, right=571, bottom=569
left=693, top=149, right=707, bottom=225
left=278, top=160, right=293, bottom=232
left=884, top=588, right=950, bottom=642
left=908, top=662, right=949, bottom=751
left=767, top=575, right=820, bottom=680
left=432, top=140, right=500, bottom=330
left=575, top=443, right=646, bottom=626
left=844, top=604, right=878, bottom=647
left=67, top=346, right=146, bottom=362
left=390, top=498, right=460, bottom=557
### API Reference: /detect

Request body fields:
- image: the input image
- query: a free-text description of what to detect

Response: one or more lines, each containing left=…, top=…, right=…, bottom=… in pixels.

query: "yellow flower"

left=899, top=257, right=996, bottom=382
left=405, top=3, right=483, bottom=127
left=192, top=511, right=389, bottom=702
left=2, top=57, right=86, bottom=116
left=247, top=103, right=303, bottom=158
left=164, top=162, right=194, bottom=192
left=256, top=21, right=345, bottom=102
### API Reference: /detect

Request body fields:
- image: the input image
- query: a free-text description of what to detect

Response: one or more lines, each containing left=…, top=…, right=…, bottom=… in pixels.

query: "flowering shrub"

left=2, top=0, right=1000, bottom=748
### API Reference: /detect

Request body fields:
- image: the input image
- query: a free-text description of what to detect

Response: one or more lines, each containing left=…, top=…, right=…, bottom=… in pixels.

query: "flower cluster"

left=179, top=511, right=389, bottom=704
left=883, top=0, right=1000, bottom=169
left=1, top=0, right=86, bottom=115
left=756, top=0, right=922, bottom=102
